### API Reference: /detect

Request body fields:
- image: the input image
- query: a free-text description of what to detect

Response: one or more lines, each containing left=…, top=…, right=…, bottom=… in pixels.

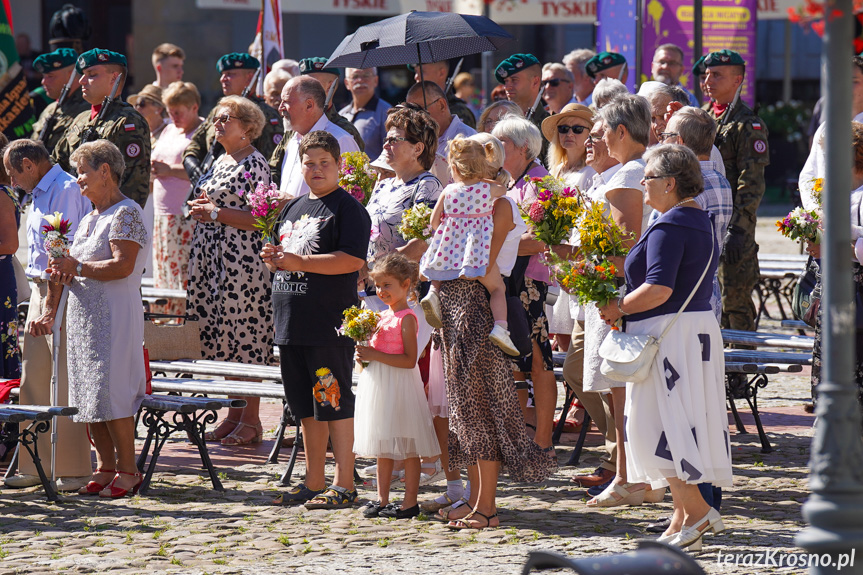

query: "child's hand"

left=355, top=345, right=376, bottom=363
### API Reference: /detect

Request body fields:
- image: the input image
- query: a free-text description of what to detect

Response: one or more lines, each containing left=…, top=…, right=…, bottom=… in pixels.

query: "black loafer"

left=646, top=517, right=672, bottom=533
left=379, top=503, right=420, bottom=519
left=361, top=501, right=394, bottom=518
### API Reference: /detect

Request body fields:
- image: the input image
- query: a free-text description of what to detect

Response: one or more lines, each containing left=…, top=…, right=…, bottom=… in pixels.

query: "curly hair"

left=470, top=132, right=512, bottom=186
left=216, top=95, right=266, bottom=141
left=448, top=135, right=488, bottom=182
left=643, top=144, right=703, bottom=200
left=385, top=104, right=439, bottom=170
left=369, top=252, right=420, bottom=301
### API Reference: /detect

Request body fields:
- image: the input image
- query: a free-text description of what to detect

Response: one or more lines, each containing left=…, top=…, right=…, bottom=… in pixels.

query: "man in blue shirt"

left=340, top=67, right=392, bottom=162
left=3, top=139, right=93, bottom=491
left=651, top=44, right=700, bottom=107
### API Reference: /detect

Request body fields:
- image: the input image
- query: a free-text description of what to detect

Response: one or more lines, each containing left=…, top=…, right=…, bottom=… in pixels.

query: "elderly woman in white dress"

left=31, top=140, right=148, bottom=499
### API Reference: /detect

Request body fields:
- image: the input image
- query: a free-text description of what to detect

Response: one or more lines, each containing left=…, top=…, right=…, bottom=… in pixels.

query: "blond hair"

left=448, top=135, right=489, bottom=182
left=469, top=133, right=511, bottom=186
left=162, top=81, right=200, bottom=109
left=151, top=43, right=185, bottom=68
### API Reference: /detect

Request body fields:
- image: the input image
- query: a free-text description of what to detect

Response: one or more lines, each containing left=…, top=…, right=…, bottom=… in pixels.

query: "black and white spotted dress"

left=186, top=150, right=275, bottom=365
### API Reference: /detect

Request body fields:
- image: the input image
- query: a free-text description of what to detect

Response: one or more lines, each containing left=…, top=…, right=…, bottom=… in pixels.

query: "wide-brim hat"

left=370, top=154, right=393, bottom=173
left=128, top=84, right=164, bottom=108
left=540, top=103, right=594, bottom=142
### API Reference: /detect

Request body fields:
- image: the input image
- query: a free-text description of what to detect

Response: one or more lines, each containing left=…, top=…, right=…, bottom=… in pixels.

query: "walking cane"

left=49, top=285, right=69, bottom=488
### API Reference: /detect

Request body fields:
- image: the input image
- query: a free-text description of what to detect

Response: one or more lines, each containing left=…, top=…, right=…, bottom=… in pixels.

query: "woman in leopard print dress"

left=438, top=279, right=556, bottom=529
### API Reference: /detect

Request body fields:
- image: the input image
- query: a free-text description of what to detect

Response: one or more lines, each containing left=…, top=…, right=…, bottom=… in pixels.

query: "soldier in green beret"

left=298, top=57, right=364, bottom=151
left=182, top=52, right=283, bottom=185
left=702, top=49, right=769, bottom=333
left=51, top=49, right=151, bottom=209
left=410, top=61, right=476, bottom=129
left=585, top=51, right=629, bottom=84
left=495, top=53, right=549, bottom=165
left=31, top=48, right=90, bottom=153
left=692, top=55, right=709, bottom=103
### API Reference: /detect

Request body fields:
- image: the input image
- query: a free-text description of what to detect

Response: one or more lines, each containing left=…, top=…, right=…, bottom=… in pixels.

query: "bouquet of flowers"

left=337, top=306, right=381, bottom=367
left=520, top=175, right=582, bottom=245
left=549, top=256, right=621, bottom=307
left=576, top=196, right=633, bottom=258
left=397, top=203, right=434, bottom=242
left=810, top=177, right=823, bottom=206
left=339, top=152, right=378, bottom=205
left=41, top=211, right=72, bottom=257
left=776, top=207, right=821, bottom=244
left=241, top=179, right=282, bottom=243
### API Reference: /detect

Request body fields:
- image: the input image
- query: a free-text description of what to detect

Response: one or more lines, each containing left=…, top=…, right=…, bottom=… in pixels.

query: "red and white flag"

left=251, top=0, right=283, bottom=95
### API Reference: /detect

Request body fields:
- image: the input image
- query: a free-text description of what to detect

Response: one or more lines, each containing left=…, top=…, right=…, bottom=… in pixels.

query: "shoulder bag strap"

left=655, top=222, right=716, bottom=345
left=409, top=173, right=438, bottom=207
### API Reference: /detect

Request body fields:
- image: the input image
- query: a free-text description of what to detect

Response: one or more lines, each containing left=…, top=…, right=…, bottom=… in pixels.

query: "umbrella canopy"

left=324, top=11, right=513, bottom=70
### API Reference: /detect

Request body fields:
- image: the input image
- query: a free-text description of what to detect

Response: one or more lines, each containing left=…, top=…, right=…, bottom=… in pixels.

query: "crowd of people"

left=0, top=29, right=857, bottom=547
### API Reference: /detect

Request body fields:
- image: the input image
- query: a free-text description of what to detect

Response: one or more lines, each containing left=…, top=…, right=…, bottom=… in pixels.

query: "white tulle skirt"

left=353, top=361, right=441, bottom=460
left=624, top=310, right=733, bottom=489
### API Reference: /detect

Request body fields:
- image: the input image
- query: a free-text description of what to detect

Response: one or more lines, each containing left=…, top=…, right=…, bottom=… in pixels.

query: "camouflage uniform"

left=448, top=96, right=476, bottom=130
left=183, top=95, right=284, bottom=168
left=52, top=100, right=151, bottom=209
left=706, top=101, right=770, bottom=331
left=31, top=87, right=90, bottom=154
left=269, top=107, right=365, bottom=187
left=528, top=102, right=550, bottom=167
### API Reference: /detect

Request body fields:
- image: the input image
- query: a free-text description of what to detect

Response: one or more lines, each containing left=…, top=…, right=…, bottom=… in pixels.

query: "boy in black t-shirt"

left=261, top=131, right=371, bottom=508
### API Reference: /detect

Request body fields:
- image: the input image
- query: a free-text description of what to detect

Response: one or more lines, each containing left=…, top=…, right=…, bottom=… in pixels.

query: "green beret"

left=33, top=48, right=78, bottom=73
left=216, top=53, right=260, bottom=73
left=703, top=49, right=746, bottom=69
left=494, top=53, right=541, bottom=84
left=299, top=57, right=340, bottom=77
left=75, top=49, right=127, bottom=74
left=585, top=51, right=627, bottom=79
left=692, top=55, right=708, bottom=77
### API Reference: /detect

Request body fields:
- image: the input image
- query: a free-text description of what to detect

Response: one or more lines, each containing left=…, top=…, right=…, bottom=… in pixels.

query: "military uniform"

left=183, top=96, right=284, bottom=168
left=495, top=53, right=550, bottom=166
left=52, top=101, right=152, bottom=209
left=703, top=53, right=770, bottom=332
left=528, top=103, right=550, bottom=167
left=448, top=96, right=476, bottom=130
left=327, top=106, right=364, bottom=153
left=32, top=87, right=89, bottom=153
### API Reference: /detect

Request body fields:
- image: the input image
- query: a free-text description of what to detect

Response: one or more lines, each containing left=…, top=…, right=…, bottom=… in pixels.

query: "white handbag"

left=599, top=229, right=715, bottom=383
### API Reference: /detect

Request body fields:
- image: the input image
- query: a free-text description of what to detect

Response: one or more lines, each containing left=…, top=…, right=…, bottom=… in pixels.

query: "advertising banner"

left=595, top=0, right=638, bottom=93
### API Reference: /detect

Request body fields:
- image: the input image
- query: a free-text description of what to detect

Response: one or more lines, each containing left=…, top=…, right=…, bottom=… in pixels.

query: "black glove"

left=722, top=226, right=747, bottom=265
left=183, top=155, right=203, bottom=185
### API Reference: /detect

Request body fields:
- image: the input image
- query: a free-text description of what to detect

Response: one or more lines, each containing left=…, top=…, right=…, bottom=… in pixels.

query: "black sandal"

left=446, top=510, right=498, bottom=530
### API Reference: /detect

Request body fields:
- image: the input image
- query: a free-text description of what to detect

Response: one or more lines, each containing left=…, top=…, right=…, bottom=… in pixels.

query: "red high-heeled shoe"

left=78, top=468, right=116, bottom=495
left=99, top=470, right=143, bottom=498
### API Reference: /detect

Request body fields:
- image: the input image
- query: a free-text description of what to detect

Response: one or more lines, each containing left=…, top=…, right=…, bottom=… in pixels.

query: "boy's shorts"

left=278, top=345, right=355, bottom=421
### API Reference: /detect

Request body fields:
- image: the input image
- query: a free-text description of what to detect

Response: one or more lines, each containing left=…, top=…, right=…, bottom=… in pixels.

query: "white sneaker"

left=420, top=292, right=443, bottom=328
left=418, top=461, right=446, bottom=486
left=55, top=475, right=92, bottom=492
left=489, top=324, right=520, bottom=357
left=3, top=474, right=41, bottom=488
left=362, top=464, right=377, bottom=476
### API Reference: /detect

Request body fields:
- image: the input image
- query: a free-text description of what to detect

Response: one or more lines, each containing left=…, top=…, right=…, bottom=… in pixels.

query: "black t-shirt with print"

left=272, top=188, right=372, bottom=346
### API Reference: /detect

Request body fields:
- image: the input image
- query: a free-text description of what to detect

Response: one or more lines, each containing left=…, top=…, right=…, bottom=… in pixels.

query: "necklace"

left=669, top=198, right=695, bottom=210
left=230, top=144, right=254, bottom=161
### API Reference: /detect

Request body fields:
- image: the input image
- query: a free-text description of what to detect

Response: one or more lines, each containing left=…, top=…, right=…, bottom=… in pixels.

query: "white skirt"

left=583, top=303, right=624, bottom=392
left=547, top=290, right=575, bottom=335
left=353, top=360, right=441, bottom=460
left=624, top=310, right=733, bottom=489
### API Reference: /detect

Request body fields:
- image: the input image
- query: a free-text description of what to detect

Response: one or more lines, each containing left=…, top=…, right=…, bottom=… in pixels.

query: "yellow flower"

left=42, top=211, right=64, bottom=229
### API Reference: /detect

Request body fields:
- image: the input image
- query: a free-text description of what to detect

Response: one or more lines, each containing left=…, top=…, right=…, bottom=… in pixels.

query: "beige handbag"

left=12, top=256, right=30, bottom=304
left=143, top=314, right=203, bottom=361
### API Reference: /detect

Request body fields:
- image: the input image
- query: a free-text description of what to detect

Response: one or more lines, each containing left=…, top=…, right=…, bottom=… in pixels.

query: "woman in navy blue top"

left=599, top=145, right=732, bottom=551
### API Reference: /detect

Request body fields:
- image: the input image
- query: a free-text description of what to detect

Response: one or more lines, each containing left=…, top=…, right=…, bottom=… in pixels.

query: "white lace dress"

left=67, top=199, right=149, bottom=422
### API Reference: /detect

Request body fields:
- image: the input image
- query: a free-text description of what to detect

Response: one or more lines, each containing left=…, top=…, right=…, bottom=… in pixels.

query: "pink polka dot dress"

left=420, top=181, right=494, bottom=281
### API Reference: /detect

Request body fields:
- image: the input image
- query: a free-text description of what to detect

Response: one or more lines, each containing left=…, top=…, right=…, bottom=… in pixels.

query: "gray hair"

left=491, top=114, right=543, bottom=162
left=652, top=83, right=690, bottom=106
left=478, top=100, right=522, bottom=133
left=643, top=144, right=703, bottom=199
left=70, top=140, right=125, bottom=183
left=562, top=49, right=595, bottom=72
left=3, top=138, right=50, bottom=172
left=670, top=106, right=717, bottom=157
left=654, top=43, right=684, bottom=63
left=347, top=67, right=377, bottom=76
left=600, top=93, right=652, bottom=147
left=542, top=62, right=574, bottom=83
left=291, top=75, right=326, bottom=110
left=264, top=68, right=293, bottom=91
left=272, top=58, right=301, bottom=78
left=592, top=78, right=628, bottom=109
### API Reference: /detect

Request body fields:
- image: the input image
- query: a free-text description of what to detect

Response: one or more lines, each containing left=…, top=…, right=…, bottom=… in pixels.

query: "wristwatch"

left=76, top=262, right=83, bottom=276
left=209, top=207, right=220, bottom=221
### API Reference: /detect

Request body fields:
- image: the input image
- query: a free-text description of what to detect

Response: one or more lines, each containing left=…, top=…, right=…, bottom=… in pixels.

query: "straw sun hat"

left=540, top=103, right=595, bottom=142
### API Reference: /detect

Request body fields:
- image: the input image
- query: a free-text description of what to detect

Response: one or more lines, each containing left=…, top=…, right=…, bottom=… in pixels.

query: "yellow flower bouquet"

left=337, top=306, right=380, bottom=367
left=520, top=175, right=583, bottom=245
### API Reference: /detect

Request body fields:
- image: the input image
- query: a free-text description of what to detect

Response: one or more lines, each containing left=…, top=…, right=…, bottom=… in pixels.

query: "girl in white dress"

left=354, top=253, right=440, bottom=519
left=420, top=136, right=518, bottom=356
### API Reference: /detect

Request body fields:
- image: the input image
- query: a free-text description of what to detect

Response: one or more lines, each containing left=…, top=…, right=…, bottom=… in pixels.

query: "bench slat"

left=150, top=377, right=285, bottom=399
left=8, top=405, right=79, bottom=417
left=724, top=350, right=811, bottom=365
left=721, top=329, right=814, bottom=350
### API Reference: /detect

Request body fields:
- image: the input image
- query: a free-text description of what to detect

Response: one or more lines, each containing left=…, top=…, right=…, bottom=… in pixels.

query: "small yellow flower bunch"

left=339, top=152, right=378, bottom=206
left=397, top=203, right=434, bottom=241
left=577, top=197, right=633, bottom=258
left=811, top=177, right=823, bottom=207
left=520, top=175, right=583, bottom=245
left=337, top=306, right=380, bottom=343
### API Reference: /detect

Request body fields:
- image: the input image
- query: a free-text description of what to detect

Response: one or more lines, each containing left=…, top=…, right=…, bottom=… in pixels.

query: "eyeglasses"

left=642, top=174, right=675, bottom=182
left=133, top=100, right=149, bottom=110
left=384, top=136, right=410, bottom=146
left=348, top=72, right=375, bottom=80
left=557, top=125, right=588, bottom=135
left=585, top=133, right=604, bottom=145
left=659, top=132, right=679, bottom=141
left=542, top=78, right=571, bottom=88
left=213, top=114, right=237, bottom=124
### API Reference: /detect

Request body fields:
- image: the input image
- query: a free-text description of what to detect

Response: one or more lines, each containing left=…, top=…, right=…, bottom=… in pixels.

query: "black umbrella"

left=325, top=11, right=514, bottom=107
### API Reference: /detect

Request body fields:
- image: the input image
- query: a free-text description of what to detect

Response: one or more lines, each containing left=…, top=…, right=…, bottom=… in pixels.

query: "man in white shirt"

left=275, top=76, right=360, bottom=200
left=3, top=139, right=93, bottom=491
left=405, top=81, right=476, bottom=184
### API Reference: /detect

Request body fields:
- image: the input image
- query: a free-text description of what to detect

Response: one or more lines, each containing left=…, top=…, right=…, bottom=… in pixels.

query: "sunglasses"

left=542, top=78, right=571, bottom=87
left=643, top=174, right=674, bottom=181
left=557, top=125, right=588, bottom=135
left=213, top=114, right=237, bottom=124
left=384, top=136, right=411, bottom=146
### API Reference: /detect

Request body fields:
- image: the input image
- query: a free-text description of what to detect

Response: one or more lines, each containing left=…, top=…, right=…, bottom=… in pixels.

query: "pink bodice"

left=369, top=308, right=417, bottom=354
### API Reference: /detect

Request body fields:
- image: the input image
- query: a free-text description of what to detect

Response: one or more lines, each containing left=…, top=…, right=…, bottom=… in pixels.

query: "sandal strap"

left=95, top=468, right=116, bottom=474
left=116, top=470, right=141, bottom=477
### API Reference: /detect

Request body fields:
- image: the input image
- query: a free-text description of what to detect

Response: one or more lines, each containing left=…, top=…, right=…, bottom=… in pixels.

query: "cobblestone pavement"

left=0, top=214, right=830, bottom=574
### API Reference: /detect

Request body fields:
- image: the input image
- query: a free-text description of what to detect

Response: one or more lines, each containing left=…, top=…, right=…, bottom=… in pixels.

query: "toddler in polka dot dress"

left=419, top=136, right=519, bottom=356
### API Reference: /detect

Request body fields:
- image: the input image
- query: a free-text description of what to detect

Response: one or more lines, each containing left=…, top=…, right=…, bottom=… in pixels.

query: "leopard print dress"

left=438, top=279, right=557, bottom=482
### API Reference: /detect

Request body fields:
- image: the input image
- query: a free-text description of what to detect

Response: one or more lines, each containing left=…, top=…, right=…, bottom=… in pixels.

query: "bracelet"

left=76, top=261, right=83, bottom=277
left=617, top=297, right=629, bottom=316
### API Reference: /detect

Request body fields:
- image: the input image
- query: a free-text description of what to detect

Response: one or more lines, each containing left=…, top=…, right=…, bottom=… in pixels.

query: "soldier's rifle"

left=76, top=72, right=123, bottom=148
left=37, top=68, right=78, bottom=144
left=324, top=77, right=338, bottom=110
left=444, top=58, right=464, bottom=97
left=527, top=84, right=546, bottom=122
